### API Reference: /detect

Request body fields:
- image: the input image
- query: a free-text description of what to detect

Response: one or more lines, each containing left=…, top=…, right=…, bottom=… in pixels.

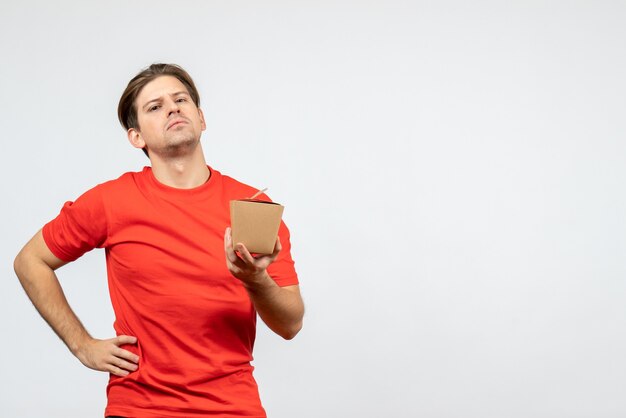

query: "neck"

left=149, top=144, right=210, bottom=189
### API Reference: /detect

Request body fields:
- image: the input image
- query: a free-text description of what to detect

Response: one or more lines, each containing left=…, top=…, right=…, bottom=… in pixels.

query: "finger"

left=224, top=228, right=243, bottom=266
left=235, top=243, right=256, bottom=265
left=228, top=265, right=243, bottom=277
left=228, top=257, right=247, bottom=273
left=226, top=247, right=241, bottom=264
left=224, top=254, right=242, bottom=270
left=112, top=357, right=139, bottom=372
left=109, top=365, right=130, bottom=377
left=114, top=347, right=140, bottom=364
left=224, top=227, right=233, bottom=252
left=114, top=335, right=137, bottom=346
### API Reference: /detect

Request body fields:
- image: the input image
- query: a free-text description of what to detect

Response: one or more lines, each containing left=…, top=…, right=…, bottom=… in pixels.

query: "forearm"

left=244, top=274, right=304, bottom=340
left=14, top=253, right=91, bottom=355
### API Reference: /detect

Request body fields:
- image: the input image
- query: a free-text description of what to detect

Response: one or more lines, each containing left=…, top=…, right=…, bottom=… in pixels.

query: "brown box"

left=230, top=199, right=284, bottom=254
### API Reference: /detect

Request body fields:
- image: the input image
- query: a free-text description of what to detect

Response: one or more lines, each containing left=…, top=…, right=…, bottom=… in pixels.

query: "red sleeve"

left=266, top=220, right=299, bottom=287
left=42, top=186, right=108, bottom=262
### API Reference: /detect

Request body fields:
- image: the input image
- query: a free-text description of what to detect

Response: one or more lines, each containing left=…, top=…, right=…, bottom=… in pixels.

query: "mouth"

left=167, top=119, right=187, bottom=130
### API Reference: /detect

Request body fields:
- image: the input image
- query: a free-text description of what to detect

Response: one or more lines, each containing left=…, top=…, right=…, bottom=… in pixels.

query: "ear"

left=198, top=108, right=206, bottom=131
left=127, top=128, right=146, bottom=150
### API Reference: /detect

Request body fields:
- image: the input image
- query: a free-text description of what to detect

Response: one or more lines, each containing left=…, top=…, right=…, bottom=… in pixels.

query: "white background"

left=1, top=1, right=625, bottom=417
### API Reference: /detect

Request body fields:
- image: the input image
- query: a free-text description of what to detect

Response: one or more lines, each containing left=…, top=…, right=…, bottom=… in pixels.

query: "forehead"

left=136, top=75, right=190, bottom=105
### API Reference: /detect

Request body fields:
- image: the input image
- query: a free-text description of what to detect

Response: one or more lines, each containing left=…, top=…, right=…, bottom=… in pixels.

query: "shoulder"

left=92, top=168, right=146, bottom=195
left=63, top=169, right=147, bottom=213
left=214, top=168, right=271, bottom=201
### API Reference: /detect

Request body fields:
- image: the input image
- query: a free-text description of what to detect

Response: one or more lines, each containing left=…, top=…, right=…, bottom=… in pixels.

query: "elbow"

left=14, top=249, right=33, bottom=290
left=281, top=320, right=303, bottom=341
left=14, top=246, right=41, bottom=287
left=14, top=249, right=26, bottom=280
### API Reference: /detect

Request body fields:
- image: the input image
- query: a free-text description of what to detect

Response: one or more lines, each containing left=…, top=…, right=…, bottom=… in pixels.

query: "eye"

left=148, top=105, right=161, bottom=112
left=176, top=97, right=187, bottom=103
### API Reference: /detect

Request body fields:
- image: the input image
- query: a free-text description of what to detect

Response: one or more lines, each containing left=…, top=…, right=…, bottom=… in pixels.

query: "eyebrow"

left=142, top=91, right=191, bottom=110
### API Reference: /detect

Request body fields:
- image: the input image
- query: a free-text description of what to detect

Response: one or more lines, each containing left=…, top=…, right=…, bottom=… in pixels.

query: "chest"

left=104, top=196, right=236, bottom=293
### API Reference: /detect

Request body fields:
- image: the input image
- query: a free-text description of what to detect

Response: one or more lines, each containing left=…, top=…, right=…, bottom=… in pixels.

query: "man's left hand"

left=224, top=227, right=281, bottom=286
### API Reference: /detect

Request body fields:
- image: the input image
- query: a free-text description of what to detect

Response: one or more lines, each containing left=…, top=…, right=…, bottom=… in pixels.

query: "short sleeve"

left=42, top=186, right=108, bottom=262
left=266, top=220, right=299, bottom=287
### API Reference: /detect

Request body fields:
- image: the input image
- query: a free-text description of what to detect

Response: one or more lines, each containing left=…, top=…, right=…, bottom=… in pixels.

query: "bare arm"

left=224, top=228, right=304, bottom=340
left=14, top=230, right=139, bottom=376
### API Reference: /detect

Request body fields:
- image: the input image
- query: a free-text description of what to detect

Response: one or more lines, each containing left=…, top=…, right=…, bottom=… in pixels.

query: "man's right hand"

left=75, top=335, right=139, bottom=377
left=14, top=231, right=141, bottom=378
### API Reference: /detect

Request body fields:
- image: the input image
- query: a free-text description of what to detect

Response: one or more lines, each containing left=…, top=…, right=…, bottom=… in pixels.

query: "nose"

left=167, top=99, right=181, bottom=117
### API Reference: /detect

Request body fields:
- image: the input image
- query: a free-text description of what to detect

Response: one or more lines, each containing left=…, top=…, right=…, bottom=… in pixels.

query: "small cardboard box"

left=230, top=199, right=284, bottom=254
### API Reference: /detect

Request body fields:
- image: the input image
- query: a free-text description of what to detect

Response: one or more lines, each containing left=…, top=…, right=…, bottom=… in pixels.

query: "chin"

left=161, top=136, right=199, bottom=155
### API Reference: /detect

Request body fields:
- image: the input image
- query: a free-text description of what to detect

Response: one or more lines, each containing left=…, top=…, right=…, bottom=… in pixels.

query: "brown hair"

left=117, top=63, right=201, bottom=156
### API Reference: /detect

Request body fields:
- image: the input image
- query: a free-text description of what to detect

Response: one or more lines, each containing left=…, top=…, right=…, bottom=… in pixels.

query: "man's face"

left=128, top=75, right=206, bottom=157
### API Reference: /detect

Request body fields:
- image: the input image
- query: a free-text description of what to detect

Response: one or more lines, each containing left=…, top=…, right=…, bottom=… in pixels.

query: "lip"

left=167, top=119, right=187, bottom=130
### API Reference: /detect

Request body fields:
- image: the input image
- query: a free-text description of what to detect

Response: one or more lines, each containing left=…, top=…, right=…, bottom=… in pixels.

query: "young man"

left=14, top=63, right=304, bottom=417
